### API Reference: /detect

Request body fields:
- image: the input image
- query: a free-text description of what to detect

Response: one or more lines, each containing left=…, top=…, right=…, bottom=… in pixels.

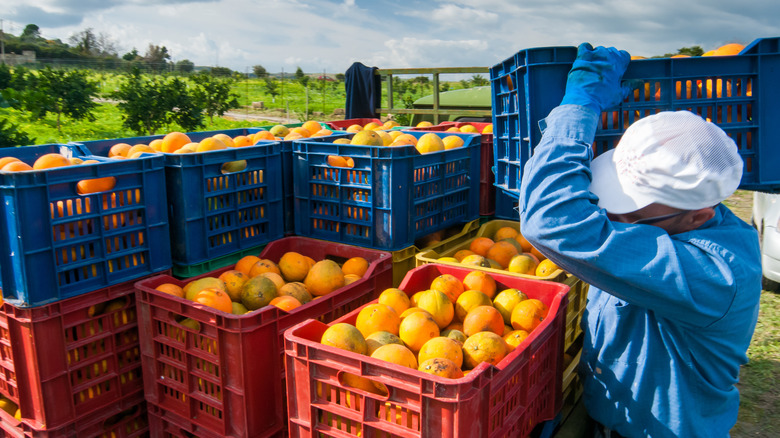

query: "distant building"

left=1, top=50, right=36, bottom=66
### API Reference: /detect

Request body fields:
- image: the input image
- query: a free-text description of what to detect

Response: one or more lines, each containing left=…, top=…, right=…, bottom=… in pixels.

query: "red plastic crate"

left=0, top=271, right=157, bottom=432
left=0, top=392, right=147, bottom=438
left=147, top=404, right=275, bottom=438
left=408, top=122, right=495, bottom=216
left=324, top=118, right=383, bottom=131
left=284, top=263, right=569, bottom=438
left=135, top=236, right=393, bottom=438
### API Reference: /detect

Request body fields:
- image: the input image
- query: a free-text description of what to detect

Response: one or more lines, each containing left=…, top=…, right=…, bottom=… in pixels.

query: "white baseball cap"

left=589, top=111, right=743, bottom=214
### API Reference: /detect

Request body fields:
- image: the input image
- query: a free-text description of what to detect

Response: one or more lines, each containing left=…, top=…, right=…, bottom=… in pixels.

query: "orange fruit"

left=461, top=271, right=497, bottom=299
left=252, top=131, right=276, bottom=142
left=455, top=290, right=493, bottom=322
left=409, top=291, right=425, bottom=307
left=370, top=343, right=417, bottom=369
left=444, top=321, right=464, bottom=332
left=149, top=139, right=164, bottom=151
left=212, top=133, right=235, bottom=148
left=342, top=256, right=369, bottom=277
left=33, top=153, right=70, bottom=170
left=418, top=336, right=463, bottom=369
left=535, top=258, right=560, bottom=277
left=459, top=124, right=478, bottom=133
left=182, top=277, right=227, bottom=301
left=529, top=245, right=546, bottom=262
left=462, top=305, right=505, bottom=337
left=442, top=135, right=464, bottom=150
left=399, top=311, right=440, bottom=353
left=356, top=303, right=401, bottom=337
left=507, top=254, right=539, bottom=275
left=418, top=357, right=463, bottom=379
left=155, top=283, right=184, bottom=298
left=161, top=132, right=191, bottom=153
left=2, top=161, right=33, bottom=172
left=304, top=259, right=345, bottom=296
left=492, top=288, right=528, bottom=325
left=441, top=328, right=467, bottom=344
left=344, top=274, right=361, bottom=285
left=714, top=43, right=745, bottom=56
left=365, top=331, right=405, bottom=356
left=399, top=307, right=428, bottom=320
left=240, top=275, right=278, bottom=310
left=218, top=269, right=249, bottom=301
left=416, top=121, right=433, bottom=128
left=232, top=135, right=253, bottom=147
left=390, top=133, right=418, bottom=146
left=0, top=157, right=21, bottom=168
left=257, top=271, right=285, bottom=291
left=278, top=251, right=311, bottom=282
left=277, top=282, right=312, bottom=304
left=321, top=323, right=367, bottom=355
left=126, top=144, right=154, bottom=157
left=311, top=129, right=334, bottom=137
left=462, top=331, right=508, bottom=369
left=493, top=226, right=519, bottom=241
left=429, top=274, right=465, bottom=303
left=482, top=124, right=493, bottom=134
left=269, top=295, right=302, bottom=312
left=485, top=241, right=519, bottom=269
left=453, top=249, right=476, bottom=262
left=469, top=237, right=494, bottom=256
left=415, top=289, right=455, bottom=329
left=503, top=330, right=530, bottom=352
left=460, top=254, right=491, bottom=268
left=248, top=259, right=281, bottom=277
left=377, top=288, right=411, bottom=316
left=511, top=299, right=547, bottom=332
left=234, top=255, right=261, bottom=276
left=514, top=233, right=534, bottom=253
left=302, top=120, right=323, bottom=135
left=193, top=288, right=233, bottom=313
left=108, top=143, right=132, bottom=157
left=196, top=137, right=228, bottom=152
left=414, top=132, right=444, bottom=154
left=76, top=176, right=116, bottom=194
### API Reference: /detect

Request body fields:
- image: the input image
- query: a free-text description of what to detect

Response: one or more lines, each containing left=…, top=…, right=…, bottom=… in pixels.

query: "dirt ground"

left=724, top=190, right=754, bottom=223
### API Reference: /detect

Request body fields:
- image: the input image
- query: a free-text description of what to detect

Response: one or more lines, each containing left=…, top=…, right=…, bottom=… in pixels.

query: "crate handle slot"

left=77, top=176, right=117, bottom=195
left=220, top=160, right=248, bottom=174
left=327, top=155, right=355, bottom=168
left=337, top=371, right=390, bottom=399
left=171, top=313, right=202, bottom=332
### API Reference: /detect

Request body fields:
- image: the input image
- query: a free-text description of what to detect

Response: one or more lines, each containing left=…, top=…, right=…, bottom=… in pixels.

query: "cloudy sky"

left=4, top=0, right=780, bottom=74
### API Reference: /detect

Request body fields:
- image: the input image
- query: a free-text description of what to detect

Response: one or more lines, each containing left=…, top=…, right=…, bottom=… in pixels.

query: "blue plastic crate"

left=494, top=187, right=521, bottom=221
left=0, top=144, right=171, bottom=307
left=490, top=37, right=780, bottom=196
left=71, top=131, right=285, bottom=266
left=292, top=131, right=481, bottom=250
left=71, top=128, right=348, bottom=238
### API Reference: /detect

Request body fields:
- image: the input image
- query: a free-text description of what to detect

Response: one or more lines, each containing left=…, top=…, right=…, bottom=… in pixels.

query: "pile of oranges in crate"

left=317, top=268, right=549, bottom=393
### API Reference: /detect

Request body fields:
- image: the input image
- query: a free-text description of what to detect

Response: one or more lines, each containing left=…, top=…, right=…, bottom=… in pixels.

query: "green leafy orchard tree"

left=112, top=68, right=204, bottom=134
left=166, top=77, right=205, bottom=132
left=0, top=119, right=33, bottom=148
left=29, top=68, right=99, bottom=132
left=192, top=71, right=240, bottom=123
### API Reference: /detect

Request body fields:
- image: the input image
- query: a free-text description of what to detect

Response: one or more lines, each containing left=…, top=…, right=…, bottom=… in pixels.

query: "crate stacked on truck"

left=491, top=37, right=780, bottom=222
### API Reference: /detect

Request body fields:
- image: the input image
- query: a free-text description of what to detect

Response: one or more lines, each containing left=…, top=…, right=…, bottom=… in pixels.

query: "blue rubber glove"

left=560, top=43, right=631, bottom=114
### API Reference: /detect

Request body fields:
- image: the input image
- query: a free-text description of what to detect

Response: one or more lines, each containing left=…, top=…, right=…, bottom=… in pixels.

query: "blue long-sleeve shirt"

left=519, top=105, right=762, bottom=437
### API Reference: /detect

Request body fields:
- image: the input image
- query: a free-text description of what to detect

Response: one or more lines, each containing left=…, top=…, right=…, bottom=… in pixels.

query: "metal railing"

left=375, top=67, right=491, bottom=124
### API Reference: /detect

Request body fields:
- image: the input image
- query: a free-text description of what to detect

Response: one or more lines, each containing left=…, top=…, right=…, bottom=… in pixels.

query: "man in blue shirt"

left=519, top=44, right=762, bottom=437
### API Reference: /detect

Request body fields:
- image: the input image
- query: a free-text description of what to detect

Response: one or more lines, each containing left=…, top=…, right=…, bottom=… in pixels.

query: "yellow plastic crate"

left=561, top=333, right=584, bottom=421
left=388, top=219, right=481, bottom=287
left=416, top=219, right=589, bottom=351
